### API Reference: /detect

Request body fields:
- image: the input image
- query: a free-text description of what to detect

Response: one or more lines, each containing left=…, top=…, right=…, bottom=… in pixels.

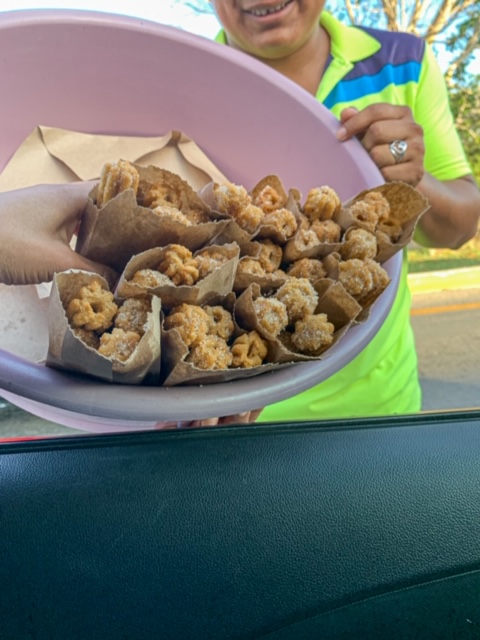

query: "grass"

left=407, top=230, right=480, bottom=273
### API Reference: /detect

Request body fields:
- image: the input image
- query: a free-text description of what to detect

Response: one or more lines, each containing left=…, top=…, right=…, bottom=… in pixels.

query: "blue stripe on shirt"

left=323, top=60, right=422, bottom=108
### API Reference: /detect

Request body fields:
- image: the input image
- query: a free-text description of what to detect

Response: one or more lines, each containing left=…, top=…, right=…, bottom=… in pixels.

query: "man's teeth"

left=250, top=2, right=290, bottom=16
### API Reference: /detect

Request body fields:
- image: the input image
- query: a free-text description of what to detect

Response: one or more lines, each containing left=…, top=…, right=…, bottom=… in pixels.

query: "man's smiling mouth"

left=244, top=0, right=294, bottom=17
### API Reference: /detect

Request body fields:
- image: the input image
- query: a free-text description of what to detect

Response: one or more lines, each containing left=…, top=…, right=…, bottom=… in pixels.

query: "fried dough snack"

left=236, top=258, right=266, bottom=277
left=186, top=335, right=233, bottom=370
left=164, top=303, right=210, bottom=347
left=98, top=328, right=141, bottom=362
left=204, top=305, right=235, bottom=341
left=253, top=297, right=289, bottom=337
left=66, top=280, right=118, bottom=333
left=258, top=208, right=298, bottom=243
left=274, top=278, right=319, bottom=324
left=310, top=219, right=342, bottom=243
left=290, top=313, right=335, bottom=354
left=253, top=185, right=284, bottom=213
left=138, top=176, right=211, bottom=224
left=130, top=269, right=173, bottom=288
left=361, top=191, right=390, bottom=221
left=231, top=331, right=269, bottom=368
left=72, top=327, right=100, bottom=350
left=213, top=182, right=251, bottom=215
left=347, top=200, right=380, bottom=233
left=341, top=228, right=378, bottom=261
left=96, top=159, right=139, bottom=208
left=114, top=297, right=151, bottom=335
left=255, top=239, right=283, bottom=273
left=137, top=180, right=182, bottom=210
left=292, top=228, right=321, bottom=252
left=338, top=258, right=374, bottom=300
left=303, top=186, right=341, bottom=221
left=377, top=219, right=403, bottom=243
left=98, top=328, right=141, bottom=361
left=286, top=258, right=326, bottom=282
left=234, top=204, right=264, bottom=233
left=195, top=247, right=231, bottom=280
left=156, top=245, right=200, bottom=287
left=152, top=205, right=192, bottom=226
left=365, top=259, right=391, bottom=300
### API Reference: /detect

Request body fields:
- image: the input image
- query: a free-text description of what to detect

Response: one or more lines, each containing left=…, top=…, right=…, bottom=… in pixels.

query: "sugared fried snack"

left=255, top=239, right=283, bottom=273
left=310, top=219, right=342, bottom=243
left=204, top=305, right=235, bottom=341
left=195, top=247, right=231, bottom=280
left=258, top=208, right=298, bottom=243
left=274, top=278, right=319, bottom=324
left=156, top=245, right=200, bottom=287
left=365, top=259, right=390, bottom=299
left=290, top=313, right=335, bottom=354
left=286, top=258, right=326, bottom=282
left=361, top=191, right=390, bottom=221
left=137, top=180, right=181, bottom=210
left=184, top=208, right=212, bottom=225
left=98, top=328, right=141, bottom=362
left=114, top=297, right=151, bottom=335
left=253, top=185, right=284, bottom=213
left=376, top=219, right=403, bottom=243
left=347, top=200, right=380, bottom=233
left=303, top=186, right=341, bottom=221
left=291, top=228, right=321, bottom=251
left=66, top=280, right=118, bottom=333
left=231, top=331, right=269, bottom=368
left=72, top=327, right=100, bottom=350
left=338, top=258, right=374, bottom=300
left=152, top=205, right=192, bottom=226
left=186, top=335, right=233, bottom=370
left=96, top=159, right=139, bottom=208
left=341, top=228, right=378, bottom=261
left=234, top=204, right=265, bottom=233
left=164, top=303, right=210, bottom=347
left=236, top=258, right=266, bottom=277
left=213, top=182, right=251, bottom=215
left=253, top=297, right=289, bottom=337
left=130, top=269, right=173, bottom=288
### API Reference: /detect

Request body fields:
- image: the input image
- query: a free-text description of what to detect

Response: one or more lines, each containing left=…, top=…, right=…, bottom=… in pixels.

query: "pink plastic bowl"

left=0, top=9, right=397, bottom=430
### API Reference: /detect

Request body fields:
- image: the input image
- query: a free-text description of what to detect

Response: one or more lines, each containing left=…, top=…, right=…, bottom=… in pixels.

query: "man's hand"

left=337, top=104, right=425, bottom=187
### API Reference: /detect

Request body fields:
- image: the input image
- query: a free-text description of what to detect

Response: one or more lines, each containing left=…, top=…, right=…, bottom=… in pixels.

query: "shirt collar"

left=214, top=12, right=380, bottom=61
left=320, top=12, right=380, bottom=64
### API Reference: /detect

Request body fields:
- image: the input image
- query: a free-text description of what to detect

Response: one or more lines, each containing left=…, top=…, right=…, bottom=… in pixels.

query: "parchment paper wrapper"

left=160, top=293, right=291, bottom=386
left=233, top=281, right=362, bottom=365
left=336, top=182, right=430, bottom=263
left=234, top=238, right=287, bottom=293
left=283, top=225, right=343, bottom=263
left=284, top=181, right=429, bottom=265
left=46, top=271, right=162, bottom=384
left=198, top=175, right=302, bottom=246
left=77, top=164, right=230, bottom=272
left=115, top=243, right=240, bottom=310
left=323, top=252, right=391, bottom=321
left=0, top=127, right=228, bottom=192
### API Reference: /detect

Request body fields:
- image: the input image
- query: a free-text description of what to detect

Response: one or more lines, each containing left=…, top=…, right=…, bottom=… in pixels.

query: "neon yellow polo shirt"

left=216, top=14, right=471, bottom=420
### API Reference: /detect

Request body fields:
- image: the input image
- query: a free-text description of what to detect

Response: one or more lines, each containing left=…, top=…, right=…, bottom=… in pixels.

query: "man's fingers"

left=336, top=104, right=407, bottom=141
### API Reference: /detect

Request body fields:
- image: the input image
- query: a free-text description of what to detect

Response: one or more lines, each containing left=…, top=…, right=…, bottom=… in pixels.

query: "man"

left=209, top=0, right=480, bottom=419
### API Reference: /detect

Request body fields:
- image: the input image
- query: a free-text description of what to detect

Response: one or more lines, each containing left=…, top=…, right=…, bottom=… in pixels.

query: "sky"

left=0, top=0, right=478, bottom=73
left=0, top=0, right=221, bottom=37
